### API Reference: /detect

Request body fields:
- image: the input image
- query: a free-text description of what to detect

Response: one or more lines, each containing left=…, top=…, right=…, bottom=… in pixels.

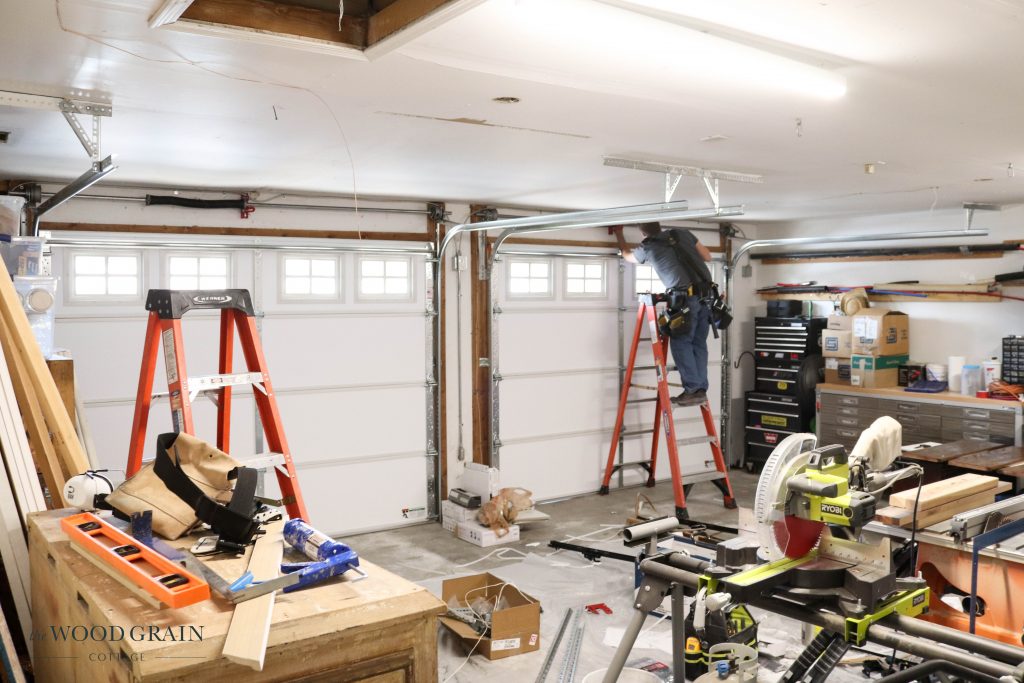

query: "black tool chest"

left=744, top=315, right=826, bottom=471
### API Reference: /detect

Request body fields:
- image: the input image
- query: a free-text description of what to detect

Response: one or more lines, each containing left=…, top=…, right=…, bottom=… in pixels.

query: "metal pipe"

left=30, top=156, right=117, bottom=235
left=878, top=661, right=1001, bottom=683
left=639, top=558, right=1021, bottom=677
left=45, top=236, right=432, bottom=255
left=881, top=612, right=1024, bottom=665
left=36, top=192, right=434, bottom=215
left=496, top=250, right=620, bottom=259
left=720, top=225, right=989, bottom=467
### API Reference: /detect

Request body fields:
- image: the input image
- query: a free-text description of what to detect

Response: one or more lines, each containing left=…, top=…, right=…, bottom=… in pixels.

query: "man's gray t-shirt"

left=632, top=228, right=711, bottom=290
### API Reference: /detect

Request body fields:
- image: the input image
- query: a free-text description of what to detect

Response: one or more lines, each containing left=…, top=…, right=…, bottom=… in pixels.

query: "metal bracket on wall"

left=59, top=99, right=106, bottom=160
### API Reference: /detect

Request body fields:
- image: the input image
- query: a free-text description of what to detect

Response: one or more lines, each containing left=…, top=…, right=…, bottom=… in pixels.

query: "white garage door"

left=52, top=240, right=433, bottom=536
left=492, top=252, right=725, bottom=502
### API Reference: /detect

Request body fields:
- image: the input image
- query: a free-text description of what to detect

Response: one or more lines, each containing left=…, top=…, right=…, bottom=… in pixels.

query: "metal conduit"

left=431, top=203, right=744, bottom=513
left=720, top=226, right=989, bottom=467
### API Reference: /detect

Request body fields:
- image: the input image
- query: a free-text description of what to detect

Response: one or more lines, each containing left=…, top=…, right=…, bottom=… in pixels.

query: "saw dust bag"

left=105, top=432, right=241, bottom=539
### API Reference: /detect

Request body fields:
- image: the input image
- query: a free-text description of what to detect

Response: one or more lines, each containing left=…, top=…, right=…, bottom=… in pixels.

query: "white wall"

left=750, top=207, right=1024, bottom=368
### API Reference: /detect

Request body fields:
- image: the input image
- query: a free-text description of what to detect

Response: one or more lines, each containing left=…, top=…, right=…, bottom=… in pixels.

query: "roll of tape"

left=24, top=288, right=54, bottom=313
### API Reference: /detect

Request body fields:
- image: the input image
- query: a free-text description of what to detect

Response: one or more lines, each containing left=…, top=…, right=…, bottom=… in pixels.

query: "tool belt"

left=659, top=286, right=693, bottom=338
left=103, top=433, right=260, bottom=545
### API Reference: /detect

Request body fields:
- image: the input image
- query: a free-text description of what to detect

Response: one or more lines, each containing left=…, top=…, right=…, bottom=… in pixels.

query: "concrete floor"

left=347, top=471, right=761, bottom=583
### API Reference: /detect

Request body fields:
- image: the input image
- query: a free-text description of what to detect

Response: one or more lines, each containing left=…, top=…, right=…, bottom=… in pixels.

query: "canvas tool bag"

left=105, top=432, right=257, bottom=541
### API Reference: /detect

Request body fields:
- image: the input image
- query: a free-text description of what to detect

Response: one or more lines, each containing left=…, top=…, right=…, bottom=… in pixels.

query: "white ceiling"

left=3, top=0, right=1024, bottom=221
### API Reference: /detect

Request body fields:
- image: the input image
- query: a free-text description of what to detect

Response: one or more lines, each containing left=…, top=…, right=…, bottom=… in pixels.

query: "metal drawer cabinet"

left=941, top=417, right=1016, bottom=439
left=940, top=404, right=1016, bottom=425
left=892, top=413, right=942, bottom=433
left=941, top=428, right=1013, bottom=446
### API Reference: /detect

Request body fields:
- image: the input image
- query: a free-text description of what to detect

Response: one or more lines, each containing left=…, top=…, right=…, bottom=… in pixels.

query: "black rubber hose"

left=877, top=659, right=1001, bottom=683
left=145, top=195, right=245, bottom=210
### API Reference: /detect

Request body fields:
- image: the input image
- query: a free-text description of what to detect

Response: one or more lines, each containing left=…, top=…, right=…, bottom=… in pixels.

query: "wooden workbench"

left=29, top=509, right=445, bottom=682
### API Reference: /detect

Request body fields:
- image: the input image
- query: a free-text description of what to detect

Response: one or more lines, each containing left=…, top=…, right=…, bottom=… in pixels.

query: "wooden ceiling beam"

left=180, top=0, right=367, bottom=48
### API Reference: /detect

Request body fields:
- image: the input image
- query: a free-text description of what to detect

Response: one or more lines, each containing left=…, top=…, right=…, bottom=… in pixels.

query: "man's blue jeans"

left=669, top=296, right=710, bottom=393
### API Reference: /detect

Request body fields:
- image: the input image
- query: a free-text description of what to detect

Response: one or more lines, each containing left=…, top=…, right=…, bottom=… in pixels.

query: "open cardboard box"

left=438, top=572, right=541, bottom=660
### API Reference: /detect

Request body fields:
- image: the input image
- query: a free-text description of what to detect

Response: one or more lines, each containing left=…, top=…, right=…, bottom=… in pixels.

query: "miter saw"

left=716, top=418, right=929, bottom=643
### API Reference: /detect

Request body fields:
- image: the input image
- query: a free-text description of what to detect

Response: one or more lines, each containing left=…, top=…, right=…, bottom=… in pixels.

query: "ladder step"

left=153, top=372, right=265, bottom=400
left=629, top=383, right=682, bottom=391
left=236, top=452, right=286, bottom=470
left=609, top=461, right=652, bottom=474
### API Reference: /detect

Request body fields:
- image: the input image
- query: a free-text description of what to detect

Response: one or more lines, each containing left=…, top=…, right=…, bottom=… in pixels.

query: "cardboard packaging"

left=823, top=329, right=853, bottom=358
left=456, top=520, right=520, bottom=547
left=442, top=499, right=477, bottom=524
left=852, top=309, right=910, bottom=356
left=824, top=357, right=852, bottom=385
left=438, top=573, right=541, bottom=660
left=851, top=354, right=910, bottom=388
left=827, top=315, right=853, bottom=331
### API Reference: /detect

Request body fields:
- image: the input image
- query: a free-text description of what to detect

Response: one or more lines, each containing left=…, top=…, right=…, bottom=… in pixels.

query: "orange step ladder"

left=127, top=289, right=308, bottom=521
left=598, top=293, right=735, bottom=521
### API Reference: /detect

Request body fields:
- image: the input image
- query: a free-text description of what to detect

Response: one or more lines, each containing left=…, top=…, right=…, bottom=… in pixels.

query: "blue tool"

left=220, top=519, right=366, bottom=603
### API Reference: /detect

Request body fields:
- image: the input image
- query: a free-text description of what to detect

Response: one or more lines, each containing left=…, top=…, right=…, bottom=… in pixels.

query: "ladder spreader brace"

left=599, top=293, right=736, bottom=521
left=127, top=290, right=308, bottom=521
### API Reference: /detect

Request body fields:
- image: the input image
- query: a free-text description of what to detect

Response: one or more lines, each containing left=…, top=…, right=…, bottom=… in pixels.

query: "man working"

left=613, top=222, right=714, bottom=406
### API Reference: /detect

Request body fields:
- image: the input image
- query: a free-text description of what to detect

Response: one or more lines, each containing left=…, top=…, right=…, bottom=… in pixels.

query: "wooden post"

left=468, top=206, right=491, bottom=465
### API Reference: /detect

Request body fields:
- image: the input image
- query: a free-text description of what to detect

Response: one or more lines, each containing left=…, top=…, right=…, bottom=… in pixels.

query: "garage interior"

left=1, top=1, right=1024, bottom=681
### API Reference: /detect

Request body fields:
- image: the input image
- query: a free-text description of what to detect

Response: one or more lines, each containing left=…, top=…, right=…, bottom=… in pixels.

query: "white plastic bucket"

left=582, top=668, right=660, bottom=683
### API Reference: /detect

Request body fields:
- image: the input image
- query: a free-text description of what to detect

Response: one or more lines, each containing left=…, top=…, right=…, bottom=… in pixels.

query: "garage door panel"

left=261, top=315, right=425, bottom=388
left=297, top=456, right=428, bottom=536
left=275, top=387, right=425, bottom=463
left=500, top=312, right=619, bottom=373
left=498, top=435, right=606, bottom=501
left=500, top=373, right=619, bottom=439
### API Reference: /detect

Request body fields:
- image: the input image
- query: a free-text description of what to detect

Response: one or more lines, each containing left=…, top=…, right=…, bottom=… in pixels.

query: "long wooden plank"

left=0, top=447, right=33, bottom=646
left=0, top=322, right=65, bottom=507
left=949, top=446, right=1024, bottom=473
left=876, top=482, right=1011, bottom=528
left=0, top=273, right=89, bottom=476
left=0, top=336, right=46, bottom=518
left=0, top=599, right=26, bottom=683
left=222, top=520, right=284, bottom=671
left=889, top=473, right=997, bottom=511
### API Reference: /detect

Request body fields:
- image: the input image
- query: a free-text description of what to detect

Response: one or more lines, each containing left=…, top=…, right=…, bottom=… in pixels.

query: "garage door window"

left=69, top=252, right=142, bottom=301
left=634, top=264, right=666, bottom=294
left=507, top=258, right=552, bottom=298
left=167, top=255, right=230, bottom=290
left=282, top=255, right=340, bottom=299
left=565, top=260, right=606, bottom=297
left=358, top=256, right=413, bottom=300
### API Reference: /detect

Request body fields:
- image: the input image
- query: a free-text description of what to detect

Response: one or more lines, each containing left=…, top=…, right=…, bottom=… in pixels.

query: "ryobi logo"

left=820, top=503, right=849, bottom=517
left=192, top=294, right=231, bottom=305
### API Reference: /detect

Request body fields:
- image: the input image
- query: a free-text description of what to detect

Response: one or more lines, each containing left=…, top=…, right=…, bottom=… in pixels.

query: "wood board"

left=949, top=446, right=1024, bottom=473
left=889, top=473, right=998, bottom=511
left=0, top=338, right=46, bottom=518
left=0, top=272, right=89, bottom=478
left=900, top=439, right=1004, bottom=464
left=0, top=321, right=65, bottom=507
left=877, top=481, right=1012, bottom=528
left=221, top=519, right=284, bottom=671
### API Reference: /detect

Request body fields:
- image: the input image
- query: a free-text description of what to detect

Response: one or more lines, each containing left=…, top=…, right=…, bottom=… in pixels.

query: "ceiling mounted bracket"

left=59, top=99, right=102, bottom=160
left=963, top=202, right=1000, bottom=230
left=605, top=156, right=761, bottom=208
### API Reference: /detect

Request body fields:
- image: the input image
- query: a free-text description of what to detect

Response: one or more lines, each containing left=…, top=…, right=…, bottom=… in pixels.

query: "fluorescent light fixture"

left=603, top=157, right=764, bottom=185
left=149, top=0, right=197, bottom=29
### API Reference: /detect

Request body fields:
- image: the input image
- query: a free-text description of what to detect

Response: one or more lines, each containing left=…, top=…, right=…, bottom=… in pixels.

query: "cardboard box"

left=823, top=329, right=852, bottom=358
left=438, top=573, right=541, bottom=660
left=850, top=354, right=910, bottom=388
left=852, top=309, right=910, bottom=356
left=457, top=520, right=520, bottom=547
left=827, top=314, right=853, bottom=331
left=824, top=357, right=852, bottom=385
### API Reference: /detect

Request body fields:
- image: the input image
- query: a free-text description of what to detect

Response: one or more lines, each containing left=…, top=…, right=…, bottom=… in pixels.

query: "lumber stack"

left=0, top=271, right=91, bottom=644
left=875, top=473, right=1011, bottom=529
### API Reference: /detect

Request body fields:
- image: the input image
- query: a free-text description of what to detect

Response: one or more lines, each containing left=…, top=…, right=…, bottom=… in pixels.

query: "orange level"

left=61, top=512, right=209, bottom=609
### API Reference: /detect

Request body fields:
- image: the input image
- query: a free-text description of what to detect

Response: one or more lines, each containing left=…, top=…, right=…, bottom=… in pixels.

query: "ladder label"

left=162, top=329, right=178, bottom=384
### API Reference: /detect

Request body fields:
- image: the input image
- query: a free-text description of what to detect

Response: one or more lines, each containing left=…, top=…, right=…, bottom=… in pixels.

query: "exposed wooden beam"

left=42, top=222, right=433, bottom=243
left=149, top=0, right=197, bottom=28
left=181, top=0, right=367, bottom=48
left=469, top=206, right=491, bottom=466
left=366, top=0, right=483, bottom=56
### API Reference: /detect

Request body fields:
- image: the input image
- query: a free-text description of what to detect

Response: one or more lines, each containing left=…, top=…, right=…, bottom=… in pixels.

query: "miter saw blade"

left=753, top=432, right=822, bottom=561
